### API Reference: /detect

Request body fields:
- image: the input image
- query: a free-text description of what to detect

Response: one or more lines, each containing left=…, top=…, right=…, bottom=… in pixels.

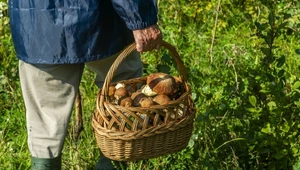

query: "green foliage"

left=144, top=0, right=300, bottom=169
left=0, top=1, right=27, bottom=168
left=0, top=0, right=300, bottom=169
left=245, top=2, right=300, bottom=168
left=294, top=158, right=300, bottom=170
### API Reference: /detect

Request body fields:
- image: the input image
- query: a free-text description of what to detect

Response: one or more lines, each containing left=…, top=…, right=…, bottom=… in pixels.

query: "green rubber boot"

left=95, top=151, right=128, bottom=170
left=31, top=155, right=61, bottom=170
left=95, top=152, right=116, bottom=170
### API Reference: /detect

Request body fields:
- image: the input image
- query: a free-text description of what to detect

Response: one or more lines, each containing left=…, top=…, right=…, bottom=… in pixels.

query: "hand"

left=132, top=24, right=162, bottom=52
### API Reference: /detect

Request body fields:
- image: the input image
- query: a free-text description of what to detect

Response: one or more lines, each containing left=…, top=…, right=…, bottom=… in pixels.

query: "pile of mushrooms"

left=108, top=72, right=183, bottom=108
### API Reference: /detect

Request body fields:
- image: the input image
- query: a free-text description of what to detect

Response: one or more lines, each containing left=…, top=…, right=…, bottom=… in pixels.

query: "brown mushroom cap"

left=118, top=97, right=133, bottom=107
left=114, top=87, right=128, bottom=100
left=131, top=91, right=147, bottom=107
left=146, top=73, right=177, bottom=95
left=131, top=91, right=146, bottom=99
left=153, top=94, right=171, bottom=105
left=108, top=86, right=116, bottom=97
left=140, top=98, right=154, bottom=108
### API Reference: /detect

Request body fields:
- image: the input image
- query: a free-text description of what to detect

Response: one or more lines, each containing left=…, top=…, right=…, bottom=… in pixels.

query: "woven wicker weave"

left=92, top=40, right=195, bottom=161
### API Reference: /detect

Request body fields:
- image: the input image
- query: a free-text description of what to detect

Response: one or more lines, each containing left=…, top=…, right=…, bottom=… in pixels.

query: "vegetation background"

left=1, top=0, right=300, bottom=169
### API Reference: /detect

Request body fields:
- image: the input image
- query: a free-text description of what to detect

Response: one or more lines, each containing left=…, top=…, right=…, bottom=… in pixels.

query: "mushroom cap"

left=115, top=83, right=126, bottom=89
left=131, top=91, right=147, bottom=107
left=108, top=86, right=116, bottom=97
left=140, top=98, right=154, bottom=108
left=153, top=94, right=171, bottom=105
left=118, top=97, right=133, bottom=107
left=114, top=87, right=128, bottom=100
left=146, top=73, right=177, bottom=95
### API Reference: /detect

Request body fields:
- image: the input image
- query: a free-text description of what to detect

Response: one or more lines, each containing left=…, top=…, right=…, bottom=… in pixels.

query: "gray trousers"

left=19, top=51, right=142, bottom=158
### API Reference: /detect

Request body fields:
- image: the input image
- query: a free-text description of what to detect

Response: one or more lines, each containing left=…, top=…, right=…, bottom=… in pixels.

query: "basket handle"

left=99, top=40, right=187, bottom=106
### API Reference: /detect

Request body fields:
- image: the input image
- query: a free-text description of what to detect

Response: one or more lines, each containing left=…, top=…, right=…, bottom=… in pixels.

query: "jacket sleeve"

left=111, top=0, right=158, bottom=30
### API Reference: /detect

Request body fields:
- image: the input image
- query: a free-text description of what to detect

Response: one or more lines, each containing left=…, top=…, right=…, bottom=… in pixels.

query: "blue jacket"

left=9, top=0, right=158, bottom=64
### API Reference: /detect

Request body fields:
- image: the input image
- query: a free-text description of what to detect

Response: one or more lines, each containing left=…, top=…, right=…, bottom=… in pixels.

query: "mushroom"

left=153, top=94, right=171, bottom=105
left=108, top=85, right=117, bottom=103
left=108, top=85, right=116, bottom=97
left=140, top=98, right=154, bottom=108
left=115, top=83, right=126, bottom=89
left=114, top=87, right=128, bottom=100
left=141, top=85, right=157, bottom=97
left=118, top=97, right=133, bottom=107
left=146, top=73, right=177, bottom=96
left=131, top=91, right=147, bottom=107
left=131, top=91, right=154, bottom=107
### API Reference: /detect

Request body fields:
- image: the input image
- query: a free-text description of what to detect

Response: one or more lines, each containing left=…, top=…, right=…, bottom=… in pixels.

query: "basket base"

left=94, top=122, right=193, bottom=161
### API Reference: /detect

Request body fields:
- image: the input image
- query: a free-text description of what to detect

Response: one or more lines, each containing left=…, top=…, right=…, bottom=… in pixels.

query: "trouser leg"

left=19, top=61, right=84, bottom=168
left=85, top=51, right=143, bottom=169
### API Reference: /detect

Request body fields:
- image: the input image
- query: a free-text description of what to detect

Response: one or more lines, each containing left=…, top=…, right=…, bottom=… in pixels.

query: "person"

left=8, top=0, right=162, bottom=169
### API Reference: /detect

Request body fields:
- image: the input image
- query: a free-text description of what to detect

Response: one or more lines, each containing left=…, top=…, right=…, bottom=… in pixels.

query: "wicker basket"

left=92, top=40, right=195, bottom=161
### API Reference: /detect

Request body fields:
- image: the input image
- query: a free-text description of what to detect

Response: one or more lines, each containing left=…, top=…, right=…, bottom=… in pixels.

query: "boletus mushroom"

left=139, top=98, right=154, bottom=108
left=131, top=91, right=147, bottom=107
left=114, top=87, right=128, bottom=100
left=118, top=97, right=133, bottom=107
left=141, top=84, right=157, bottom=97
left=108, top=85, right=116, bottom=97
left=115, top=83, right=126, bottom=89
left=145, top=72, right=177, bottom=96
left=153, top=94, right=171, bottom=105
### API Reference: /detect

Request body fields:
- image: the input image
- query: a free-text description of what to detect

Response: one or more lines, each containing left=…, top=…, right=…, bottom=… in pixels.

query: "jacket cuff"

left=125, top=17, right=158, bottom=30
left=112, top=0, right=158, bottom=30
